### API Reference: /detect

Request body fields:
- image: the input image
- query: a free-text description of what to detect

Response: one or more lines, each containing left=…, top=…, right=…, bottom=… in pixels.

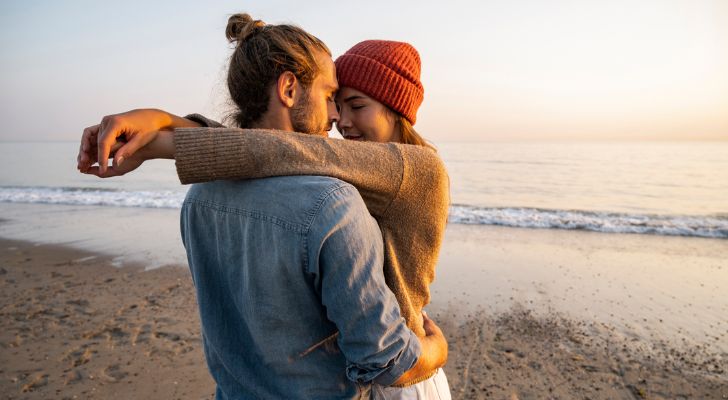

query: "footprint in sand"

left=100, top=364, right=127, bottom=383
left=64, top=369, right=83, bottom=386
left=131, top=323, right=152, bottom=345
left=64, top=346, right=95, bottom=367
left=21, top=373, right=48, bottom=393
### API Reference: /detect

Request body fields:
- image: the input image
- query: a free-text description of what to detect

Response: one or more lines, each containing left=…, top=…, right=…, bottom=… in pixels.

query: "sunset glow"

left=1, top=0, right=726, bottom=142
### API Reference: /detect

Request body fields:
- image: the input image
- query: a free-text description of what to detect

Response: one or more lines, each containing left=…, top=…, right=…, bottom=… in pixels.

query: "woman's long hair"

left=391, top=112, right=435, bottom=151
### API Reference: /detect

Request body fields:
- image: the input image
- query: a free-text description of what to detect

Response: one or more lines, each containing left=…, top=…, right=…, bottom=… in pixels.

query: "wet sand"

left=430, top=225, right=728, bottom=355
left=431, top=225, right=728, bottom=399
left=1, top=219, right=727, bottom=398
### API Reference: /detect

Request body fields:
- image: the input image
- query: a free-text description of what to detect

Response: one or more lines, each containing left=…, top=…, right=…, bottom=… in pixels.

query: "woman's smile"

left=341, top=131, right=364, bottom=141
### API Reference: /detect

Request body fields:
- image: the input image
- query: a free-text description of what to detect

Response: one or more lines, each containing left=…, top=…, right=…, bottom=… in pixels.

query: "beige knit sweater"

left=174, top=115, right=450, bottom=338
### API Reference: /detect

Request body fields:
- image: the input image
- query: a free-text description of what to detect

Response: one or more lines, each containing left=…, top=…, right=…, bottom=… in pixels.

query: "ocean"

left=1, top=140, right=727, bottom=238
left=2, top=140, right=726, bottom=355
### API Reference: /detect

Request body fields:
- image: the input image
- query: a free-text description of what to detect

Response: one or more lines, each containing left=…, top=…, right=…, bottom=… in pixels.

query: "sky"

left=1, top=0, right=727, bottom=142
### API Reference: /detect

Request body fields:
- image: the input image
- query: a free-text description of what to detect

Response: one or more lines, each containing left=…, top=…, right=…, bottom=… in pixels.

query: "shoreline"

left=1, top=237, right=726, bottom=399
left=0, top=203, right=186, bottom=270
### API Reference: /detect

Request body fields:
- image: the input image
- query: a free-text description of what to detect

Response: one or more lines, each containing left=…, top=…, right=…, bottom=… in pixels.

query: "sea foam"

left=1, top=186, right=726, bottom=238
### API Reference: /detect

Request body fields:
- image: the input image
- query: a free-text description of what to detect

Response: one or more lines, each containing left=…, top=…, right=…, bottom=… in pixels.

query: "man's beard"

left=290, top=88, right=330, bottom=135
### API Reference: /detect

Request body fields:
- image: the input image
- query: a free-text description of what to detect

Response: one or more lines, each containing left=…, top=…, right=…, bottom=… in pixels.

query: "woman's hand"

left=79, top=129, right=175, bottom=178
left=76, top=108, right=200, bottom=176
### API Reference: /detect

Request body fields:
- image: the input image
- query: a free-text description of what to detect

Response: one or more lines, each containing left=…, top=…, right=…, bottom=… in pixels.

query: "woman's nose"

left=336, top=114, right=352, bottom=136
left=337, top=108, right=351, bottom=129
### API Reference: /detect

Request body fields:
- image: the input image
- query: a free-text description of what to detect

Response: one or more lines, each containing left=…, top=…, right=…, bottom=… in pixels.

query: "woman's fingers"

left=82, top=166, right=123, bottom=178
left=78, top=125, right=100, bottom=172
left=82, top=150, right=145, bottom=178
left=97, top=118, right=123, bottom=175
left=112, top=130, right=157, bottom=167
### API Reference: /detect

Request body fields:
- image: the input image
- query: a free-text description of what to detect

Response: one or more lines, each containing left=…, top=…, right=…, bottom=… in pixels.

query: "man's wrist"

left=371, top=330, right=422, bottom=387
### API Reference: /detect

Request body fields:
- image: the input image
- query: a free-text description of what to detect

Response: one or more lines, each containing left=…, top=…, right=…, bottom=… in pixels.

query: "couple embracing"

left=78, top=13, right=452, bottom=400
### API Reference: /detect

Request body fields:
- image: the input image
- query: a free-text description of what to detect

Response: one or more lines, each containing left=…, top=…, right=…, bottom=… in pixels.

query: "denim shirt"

left=181, top=176, right=421, bottom=399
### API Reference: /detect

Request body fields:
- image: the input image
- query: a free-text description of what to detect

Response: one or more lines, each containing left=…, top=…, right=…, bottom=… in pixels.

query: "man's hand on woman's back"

left=393, top=311, right=448, bottom=386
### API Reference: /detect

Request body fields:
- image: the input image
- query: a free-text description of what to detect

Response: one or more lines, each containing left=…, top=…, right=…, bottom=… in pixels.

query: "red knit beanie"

left=335, top=40, right=424, bottom=125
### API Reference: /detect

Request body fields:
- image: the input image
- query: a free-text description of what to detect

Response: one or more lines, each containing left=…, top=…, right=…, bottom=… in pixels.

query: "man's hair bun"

left=225, top=13, right=266, bottom=44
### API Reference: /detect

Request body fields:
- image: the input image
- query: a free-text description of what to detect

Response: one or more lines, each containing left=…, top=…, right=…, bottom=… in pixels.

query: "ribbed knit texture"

left=175, top=117, right=449, bottom=342
left=335, top=40, right=424, bottom=124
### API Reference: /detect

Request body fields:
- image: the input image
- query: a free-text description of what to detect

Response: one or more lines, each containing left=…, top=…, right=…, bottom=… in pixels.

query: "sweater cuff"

left=174, top=128, right=217, bottom=184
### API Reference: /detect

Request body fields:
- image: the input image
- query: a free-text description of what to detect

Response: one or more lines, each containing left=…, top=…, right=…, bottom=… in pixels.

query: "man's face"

left=290, top=50, right=339, bottom=136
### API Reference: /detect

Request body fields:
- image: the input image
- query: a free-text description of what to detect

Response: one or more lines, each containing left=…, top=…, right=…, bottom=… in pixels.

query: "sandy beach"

left=0, top=238, right=214, bottom=399
left=3, top=0, right=728, bottom=397
left=1, top=205, right=726, bottom=399
left=432, top=225, right=727, bottom=399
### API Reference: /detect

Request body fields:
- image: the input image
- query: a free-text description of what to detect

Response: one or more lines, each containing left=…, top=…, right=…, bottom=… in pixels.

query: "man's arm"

left=309, top=184, right=447, bottom=386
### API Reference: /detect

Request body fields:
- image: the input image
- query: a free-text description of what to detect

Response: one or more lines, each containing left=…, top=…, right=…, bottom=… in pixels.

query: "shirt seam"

left=183, top=197, right=307, bottom=234
left=301, top=182, right=356, bottom=273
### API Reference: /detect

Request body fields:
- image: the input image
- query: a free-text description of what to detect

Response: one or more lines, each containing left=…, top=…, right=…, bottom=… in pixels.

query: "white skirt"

left=371, top=368, right=451, bottom=400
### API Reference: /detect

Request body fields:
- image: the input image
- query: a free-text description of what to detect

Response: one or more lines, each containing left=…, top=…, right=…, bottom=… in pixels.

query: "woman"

left=79, top=16, right=450, bottom=399
left=331, top=39, right=452, bottom=399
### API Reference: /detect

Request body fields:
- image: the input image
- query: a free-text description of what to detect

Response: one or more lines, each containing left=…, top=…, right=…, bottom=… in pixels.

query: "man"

left=80, top=14, right=447, bottom=399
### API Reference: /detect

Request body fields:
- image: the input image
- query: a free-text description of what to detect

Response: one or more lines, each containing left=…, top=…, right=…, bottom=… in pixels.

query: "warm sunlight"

left=0, top=3, right=726, bottom=397
left=1, top=0, right=726, bottom=142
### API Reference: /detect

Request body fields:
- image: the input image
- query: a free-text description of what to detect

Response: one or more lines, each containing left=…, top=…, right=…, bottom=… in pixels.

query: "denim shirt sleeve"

left=307, top=184, right=421, bottom=386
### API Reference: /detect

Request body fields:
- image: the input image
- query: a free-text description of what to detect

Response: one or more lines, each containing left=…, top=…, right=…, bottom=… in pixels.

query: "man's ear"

left=275, top=71, right=298, bottom=109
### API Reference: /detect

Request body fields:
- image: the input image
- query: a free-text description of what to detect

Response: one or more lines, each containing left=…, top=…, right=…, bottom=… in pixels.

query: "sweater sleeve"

left=183, top=113, right=225, bottom=128
left=174, top=127, right=448, bottom=219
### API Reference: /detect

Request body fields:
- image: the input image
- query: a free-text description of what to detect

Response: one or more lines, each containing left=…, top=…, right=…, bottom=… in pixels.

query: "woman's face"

left=335, top=87, right=401, bottom=143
